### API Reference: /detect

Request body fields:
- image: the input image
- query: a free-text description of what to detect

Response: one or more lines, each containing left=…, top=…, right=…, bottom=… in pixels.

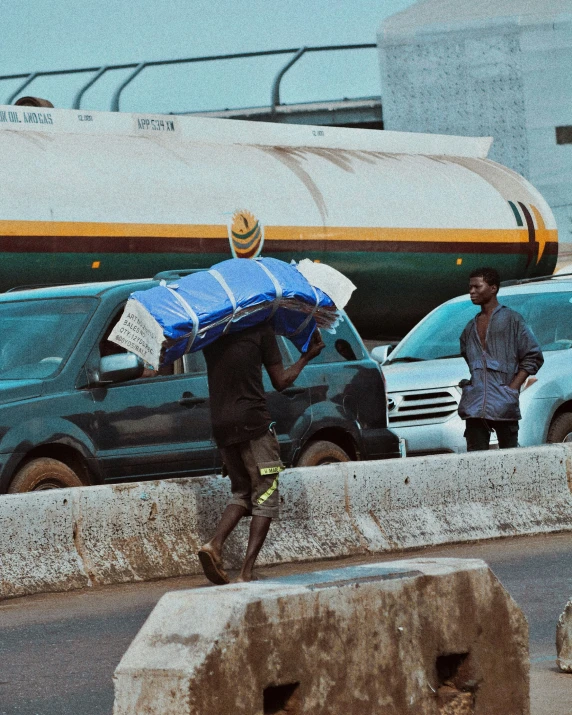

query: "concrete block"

left=557, top=599, right=572, bottom=673
left=113, top=558, right=530, bottom=715
left=0, top=490, right=89, bottom=598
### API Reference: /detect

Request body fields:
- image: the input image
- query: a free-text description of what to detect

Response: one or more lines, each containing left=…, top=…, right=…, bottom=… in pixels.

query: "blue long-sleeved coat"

left=458, top=304, right=543, bottom=421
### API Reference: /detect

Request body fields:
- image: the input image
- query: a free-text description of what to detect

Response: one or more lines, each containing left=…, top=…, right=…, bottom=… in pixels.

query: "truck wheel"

left=547, top=413, right=572, bottom=443
left=8, top=458, right=84, bottom=493
left=296, top=440, right=351, bottom=467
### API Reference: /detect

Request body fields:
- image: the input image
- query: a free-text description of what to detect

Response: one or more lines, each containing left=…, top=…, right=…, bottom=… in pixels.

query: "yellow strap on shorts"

left=259, top=465, right=283, bottom=476
left=256, top=473, right=282, bottom=505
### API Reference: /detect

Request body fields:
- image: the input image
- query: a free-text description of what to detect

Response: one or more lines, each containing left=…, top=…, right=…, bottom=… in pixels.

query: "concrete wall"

left=113, top=558, right=530, bottom=714
left=1, top=444, right=571, bottom=600
left=378, top=8, right=572, bottom=243
left=380, top=25, right=529, bottom=176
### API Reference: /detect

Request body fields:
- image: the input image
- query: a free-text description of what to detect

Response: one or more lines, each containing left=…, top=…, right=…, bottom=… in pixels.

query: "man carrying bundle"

left=198, top=324, right=325, bottom=584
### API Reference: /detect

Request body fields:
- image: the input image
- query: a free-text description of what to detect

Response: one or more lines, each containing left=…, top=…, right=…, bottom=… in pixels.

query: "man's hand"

left=509, top=368, right=529, bottom=392
left=305, top=330, right=325, bottom=360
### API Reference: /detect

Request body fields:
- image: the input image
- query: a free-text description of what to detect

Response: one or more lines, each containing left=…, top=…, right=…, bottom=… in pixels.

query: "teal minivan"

left=0, top=276, right=400, bottom=493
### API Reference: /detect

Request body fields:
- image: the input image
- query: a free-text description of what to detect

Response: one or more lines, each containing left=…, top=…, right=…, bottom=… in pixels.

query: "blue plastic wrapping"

left=129, top=257, right=337, bottom=365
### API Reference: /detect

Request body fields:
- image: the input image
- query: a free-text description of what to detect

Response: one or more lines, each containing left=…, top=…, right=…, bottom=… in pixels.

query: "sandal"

left=198, top=545, right=230, bottom=585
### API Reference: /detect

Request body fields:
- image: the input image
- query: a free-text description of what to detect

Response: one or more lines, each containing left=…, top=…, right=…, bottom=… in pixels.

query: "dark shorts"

left=464, top=418, right=519, bottom=452
left=219, top=429, right=284, bottom=519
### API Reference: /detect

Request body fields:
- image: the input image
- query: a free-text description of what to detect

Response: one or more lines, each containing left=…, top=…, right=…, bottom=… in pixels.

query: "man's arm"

left=509, top=317, right=544, bottom=390
left=266, top=330, right=325, bottom=392
left=460, top=325, right=469, bottom=365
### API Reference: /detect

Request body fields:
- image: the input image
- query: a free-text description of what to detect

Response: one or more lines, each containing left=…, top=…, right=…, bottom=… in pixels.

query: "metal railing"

left=0, top=43, right=376, bottom=113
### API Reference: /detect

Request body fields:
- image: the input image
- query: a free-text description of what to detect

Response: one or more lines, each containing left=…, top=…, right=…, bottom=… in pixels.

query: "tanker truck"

left=0, top=104, right=557, bottom=338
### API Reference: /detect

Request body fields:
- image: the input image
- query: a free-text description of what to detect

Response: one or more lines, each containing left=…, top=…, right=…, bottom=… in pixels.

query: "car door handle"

left=282, top=387, right=307, bottom=396
left=179, top=392, right=206, bottom=407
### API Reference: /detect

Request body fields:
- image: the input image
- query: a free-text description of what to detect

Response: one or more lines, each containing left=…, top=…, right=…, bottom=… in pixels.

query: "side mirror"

left=370, top=345, right=394, bottom=365
left=98, top=353, right=144, bottom=384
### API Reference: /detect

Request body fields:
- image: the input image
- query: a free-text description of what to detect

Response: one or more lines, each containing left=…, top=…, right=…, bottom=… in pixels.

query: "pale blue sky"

left=1, top=0, right=416, bottom=113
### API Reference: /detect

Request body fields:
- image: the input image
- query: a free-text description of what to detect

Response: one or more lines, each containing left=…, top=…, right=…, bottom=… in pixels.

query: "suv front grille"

left=388, top=388, right=459, bottom=425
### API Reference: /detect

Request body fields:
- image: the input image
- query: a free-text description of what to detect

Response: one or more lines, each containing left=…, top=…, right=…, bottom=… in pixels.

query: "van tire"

left=296, top=440, right=351, bottom=467
left=8, top=458, right=84, bottom=493
left=547, top=412, right=572, bottom=444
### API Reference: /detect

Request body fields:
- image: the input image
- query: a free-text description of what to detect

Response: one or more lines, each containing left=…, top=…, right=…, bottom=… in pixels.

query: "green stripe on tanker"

left=0, top=245, right=555, bottom=338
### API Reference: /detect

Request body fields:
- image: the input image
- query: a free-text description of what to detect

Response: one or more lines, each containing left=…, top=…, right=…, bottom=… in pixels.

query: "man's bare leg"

left=207, top=504, right=249, bottom=554
left=238, top=515, right=272, bottom=582
left=199, top=504, right=248, bottom=584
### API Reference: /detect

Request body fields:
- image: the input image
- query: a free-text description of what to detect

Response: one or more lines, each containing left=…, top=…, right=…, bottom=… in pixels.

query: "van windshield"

left=0, top=297, right=97, bottom=379
left=387, top=292, right=572, bottom=363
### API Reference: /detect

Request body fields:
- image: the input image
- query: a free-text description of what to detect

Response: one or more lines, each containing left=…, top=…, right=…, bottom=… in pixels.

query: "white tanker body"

left=0, top=104, right=557, bottom=337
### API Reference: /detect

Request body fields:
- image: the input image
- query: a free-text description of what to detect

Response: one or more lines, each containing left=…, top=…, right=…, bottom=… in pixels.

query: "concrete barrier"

left=341, top=443, right=572, bottom=551
left=112, top=558, right=530, bottom=714
left=1, top=444, right=571, bottom=599
left=0, top=490, right=89, bottom=598
left=557, top=599, right=572, bottom=672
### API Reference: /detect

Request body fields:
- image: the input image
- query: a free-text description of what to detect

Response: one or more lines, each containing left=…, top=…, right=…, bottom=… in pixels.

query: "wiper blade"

left=387, top=356, right=426, bottom=363
left=434, top=354, right=462, bottom=360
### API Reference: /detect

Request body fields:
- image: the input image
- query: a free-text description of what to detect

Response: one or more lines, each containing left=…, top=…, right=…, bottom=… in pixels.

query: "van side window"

left=309, top=320, right=364, bottom=364
left=277, top=336, right=294, bottom=366
left=182, top=351, right=207, bottom=374
left=260, top=335, right=298, bottom=367
left=99, top=310, right=129, bottom=358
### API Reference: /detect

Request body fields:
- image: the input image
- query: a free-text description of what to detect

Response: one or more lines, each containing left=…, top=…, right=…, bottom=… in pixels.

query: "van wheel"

left=8, top=458, right=84, bottom=493
left=296, top=440, right=351, bottom=467
left=547, top=413, right=572, bottom=443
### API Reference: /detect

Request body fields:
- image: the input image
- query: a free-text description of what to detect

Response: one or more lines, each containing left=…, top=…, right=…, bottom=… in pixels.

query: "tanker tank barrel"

left=0, top=105, right=557, bottom=338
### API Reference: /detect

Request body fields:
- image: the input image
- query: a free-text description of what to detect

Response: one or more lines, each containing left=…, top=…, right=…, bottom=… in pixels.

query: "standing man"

left=198, top=323, right=325, bottom=584
left=458, top=267, right=543, bottom=451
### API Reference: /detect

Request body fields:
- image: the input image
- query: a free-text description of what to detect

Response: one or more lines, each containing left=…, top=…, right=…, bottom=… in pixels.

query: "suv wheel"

left=8, top=458, right=84, bottom=493
left=547, top=413, right=572, bottom=443
left=296, top=440, right=351, bottom=467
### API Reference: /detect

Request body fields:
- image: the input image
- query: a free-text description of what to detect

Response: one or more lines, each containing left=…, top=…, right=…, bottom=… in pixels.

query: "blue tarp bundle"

left=129, top=257, right=338, bottom=366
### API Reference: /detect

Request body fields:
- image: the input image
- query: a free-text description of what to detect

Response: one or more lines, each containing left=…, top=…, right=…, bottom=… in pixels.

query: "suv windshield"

left=388, top=291, right=572, bottom=363
left=0, top=297, right=97, bottom=379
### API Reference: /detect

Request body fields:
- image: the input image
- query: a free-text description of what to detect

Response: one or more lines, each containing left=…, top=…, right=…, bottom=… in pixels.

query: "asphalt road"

left=0, top=532, right=571, bottom=714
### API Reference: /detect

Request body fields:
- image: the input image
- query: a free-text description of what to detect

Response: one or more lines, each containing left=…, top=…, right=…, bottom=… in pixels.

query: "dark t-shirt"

left=203, top=323, right=282, bottom=447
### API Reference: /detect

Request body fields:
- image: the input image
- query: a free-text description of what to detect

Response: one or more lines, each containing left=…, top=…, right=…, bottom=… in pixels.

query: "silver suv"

left=374, top=275, right=572, bottom=455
